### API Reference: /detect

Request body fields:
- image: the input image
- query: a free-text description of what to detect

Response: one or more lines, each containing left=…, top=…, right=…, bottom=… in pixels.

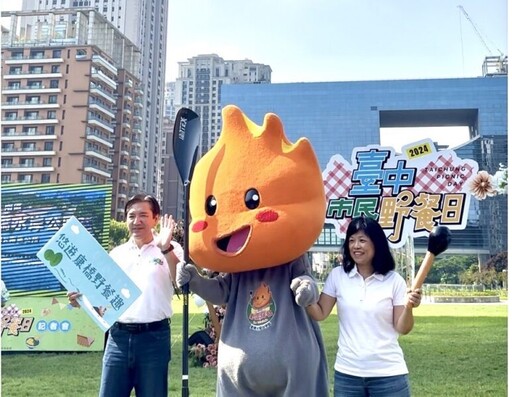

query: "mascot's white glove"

left=176, top=262, right=200, bottom=287
left=290, top=275, right=319, bottom=307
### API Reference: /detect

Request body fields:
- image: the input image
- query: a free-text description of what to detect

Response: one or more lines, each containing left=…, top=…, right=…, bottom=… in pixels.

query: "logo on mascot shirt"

left=247, top=282, right=275, bottom=331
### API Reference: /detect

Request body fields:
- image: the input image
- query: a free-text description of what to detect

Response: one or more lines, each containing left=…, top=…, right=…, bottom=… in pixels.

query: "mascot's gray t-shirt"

left=189, top=256, right=329, bottom=397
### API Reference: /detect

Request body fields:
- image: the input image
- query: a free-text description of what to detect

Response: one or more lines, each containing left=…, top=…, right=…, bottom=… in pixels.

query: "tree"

left=109, top=219, right=129, bottom=251
left=485, top=251, right=507, bottom=272
left=419, top=255, right=477, bottom=284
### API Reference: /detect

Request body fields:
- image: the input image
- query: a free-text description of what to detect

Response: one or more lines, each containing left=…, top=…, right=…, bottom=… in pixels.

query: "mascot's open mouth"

left=216, top=226, right=251, bottom=254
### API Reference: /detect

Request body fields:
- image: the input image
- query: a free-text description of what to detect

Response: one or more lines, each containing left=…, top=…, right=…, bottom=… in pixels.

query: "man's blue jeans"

left=334, top=371, right=411, bottom=397
left=99, top=323, right=171, bottom=397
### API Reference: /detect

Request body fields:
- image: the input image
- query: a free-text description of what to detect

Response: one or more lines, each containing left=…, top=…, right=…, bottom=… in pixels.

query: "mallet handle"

left=407, top=251, right=436, bottom=309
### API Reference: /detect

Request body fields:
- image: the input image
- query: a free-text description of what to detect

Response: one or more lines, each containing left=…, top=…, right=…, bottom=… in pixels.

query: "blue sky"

left=5, top=0, right=508, bottom=149
left=167, top=0, right=507, bottom=150
left=167, top=0, right=508, bottom=83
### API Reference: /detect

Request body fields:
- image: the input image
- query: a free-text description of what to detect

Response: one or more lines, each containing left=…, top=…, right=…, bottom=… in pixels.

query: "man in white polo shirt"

left=69, top=193, right=183, bottom=397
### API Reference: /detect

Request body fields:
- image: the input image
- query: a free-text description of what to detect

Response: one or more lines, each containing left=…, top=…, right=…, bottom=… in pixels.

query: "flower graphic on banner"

left=468, top=164, right=508, bottom=200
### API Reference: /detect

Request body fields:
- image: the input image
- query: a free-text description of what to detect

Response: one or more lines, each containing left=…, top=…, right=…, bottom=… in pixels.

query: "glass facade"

left=221, top=77, right=508, bottom=258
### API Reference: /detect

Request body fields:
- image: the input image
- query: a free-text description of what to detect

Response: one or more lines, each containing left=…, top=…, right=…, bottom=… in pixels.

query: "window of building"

left=25, top=111, right=39, bottom=120
left=18, top=174, right=33, bottom=183
left=6, top=96, right=19, bottom=104
left=20, top=158, right=35, bottom=167
left=47, top=110, right=57, bottom=119
left=8, top=81, right=21, bottom=89
left=26, top=95, right=40, bottom=104
left=52, top=49, right=62, bottom=58
left=29, top=66, right=43, bottom=74
left=41, top=174, right=51, bottom=183
left=3, top=127, right=16, bottom=135
left=11, top=51, right=23, bottom=59
left=1, top=159, right=13, bottom=167
left=50, top=80, right=59, bottom=88
left=22, top=142, right=36, bottom=151
left=51, top=65, right=60, bottom=73
left=2, top=175, right=12, bottom=183
left=5, top=112, right=17, bottom=120
left=30, top=50, right=44, bottom=59
left=9, top=66, right=22, bottom=75
left=44, top=142, right=54, bottom=151
left=48, top=95, right=58, bottom=104
left=27, top=81, right=42, bottom=88
left=46, top=125, right=55, bottom=135
left=23, top=127, right=38, bottom=135
left=43, top=157, right=52, bottom=166
left=2, top=143, right=15, bottom=151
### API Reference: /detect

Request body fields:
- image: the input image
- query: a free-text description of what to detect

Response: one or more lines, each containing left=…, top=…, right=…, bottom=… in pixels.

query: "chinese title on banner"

left=37, top=216, right=141, bottom=332
left=323, top=138, right=478, bottom=247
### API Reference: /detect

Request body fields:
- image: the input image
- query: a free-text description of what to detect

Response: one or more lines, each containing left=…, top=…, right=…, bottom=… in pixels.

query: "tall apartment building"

left=1, top=9, right=143, bottom=220
left=174, top=54, right=272, bottom=155
left=20, top=0, right=169, bottom=202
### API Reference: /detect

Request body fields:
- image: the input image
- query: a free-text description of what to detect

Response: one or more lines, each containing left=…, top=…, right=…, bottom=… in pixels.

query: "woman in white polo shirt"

left=306, top=216, right=422, bottom=397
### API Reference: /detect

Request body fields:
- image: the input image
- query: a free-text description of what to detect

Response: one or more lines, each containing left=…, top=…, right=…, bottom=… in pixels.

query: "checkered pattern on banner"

left=323, top=157, right=354, bottom=235
left=412, top=153, right=476, bottom=194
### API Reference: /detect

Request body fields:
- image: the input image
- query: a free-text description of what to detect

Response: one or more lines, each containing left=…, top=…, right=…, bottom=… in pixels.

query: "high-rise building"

left=1, top=9, right=142, bottom=220
left=174, top=54, right=272, bottom=155
left=20, top=0, right=169, bottom=202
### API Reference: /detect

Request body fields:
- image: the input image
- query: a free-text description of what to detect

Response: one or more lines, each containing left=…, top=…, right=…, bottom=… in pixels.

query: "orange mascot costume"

left=177, top=105, right=329, bottom=396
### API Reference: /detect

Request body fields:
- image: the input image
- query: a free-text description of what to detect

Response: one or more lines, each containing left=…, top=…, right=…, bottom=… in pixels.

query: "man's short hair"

left=125, top=193, right=161, bottom=217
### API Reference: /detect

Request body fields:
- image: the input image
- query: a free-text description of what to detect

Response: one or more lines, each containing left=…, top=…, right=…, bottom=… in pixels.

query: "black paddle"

left=173, top=107, right=201, bottom=397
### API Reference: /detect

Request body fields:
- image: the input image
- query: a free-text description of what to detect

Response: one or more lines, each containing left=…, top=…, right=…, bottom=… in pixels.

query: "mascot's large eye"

left=205, top=195, right=217, bottom=216
left=244, top=188, right=260, bottom=210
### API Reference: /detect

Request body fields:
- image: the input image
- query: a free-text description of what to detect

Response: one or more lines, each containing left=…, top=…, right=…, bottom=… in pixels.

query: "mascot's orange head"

left=189, top=105, right=326, bottom=272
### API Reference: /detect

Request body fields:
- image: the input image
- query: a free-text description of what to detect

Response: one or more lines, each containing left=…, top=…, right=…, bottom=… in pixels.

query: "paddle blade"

left=173, top=107, right=201, bottom=183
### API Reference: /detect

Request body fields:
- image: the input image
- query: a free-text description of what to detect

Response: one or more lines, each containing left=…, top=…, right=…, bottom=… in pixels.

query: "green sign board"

left=2, top=296, right=105, bottom=352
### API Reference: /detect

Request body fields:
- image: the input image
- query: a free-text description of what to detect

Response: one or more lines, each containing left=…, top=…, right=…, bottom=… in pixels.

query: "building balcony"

left=119, top=162, right=129, bottom=170
left=87, top=116, right=114, bottom=133
left=1, top=148, right=56, bottom=156
left=85, top=128, right=113, bottom=147
left=2, top=85, right=61, bottom=94
left=91, top=70, right=117, bottom=89
left=1, top=164, right=55, bottom=172
left=85, top=149, right=112, bottom=163
left=2, top=131, right=58, bottom=140
left=5, top=56, right=64, bottom=64
left=122, top=107, right=132, bottom=115
left=3, top=71, right=63, bottom=79
left=2, top=116, right=59, bottom=125
left=2, top=100, right=60, bottom=110
left=84, top=166, right=111, bottom=178
left=89, top=100, right=116, bottom=119
left=90, top=84, right=116, bottom=104
left=121, top=131, right=131, bottom=142
left=92, top=55, right=117, bottom=75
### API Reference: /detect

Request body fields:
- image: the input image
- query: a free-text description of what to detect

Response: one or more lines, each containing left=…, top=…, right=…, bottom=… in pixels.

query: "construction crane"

left=457, top=5, right=504, bottom=57
left=457, top=5, right=507, bottom=76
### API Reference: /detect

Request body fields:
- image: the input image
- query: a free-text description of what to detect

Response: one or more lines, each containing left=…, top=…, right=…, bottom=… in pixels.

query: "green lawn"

left=1, top=303, right=507, bottom=397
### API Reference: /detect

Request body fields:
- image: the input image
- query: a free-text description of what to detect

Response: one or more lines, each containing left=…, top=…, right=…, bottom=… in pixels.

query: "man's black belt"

left=114, top=318, right=169, bottom=333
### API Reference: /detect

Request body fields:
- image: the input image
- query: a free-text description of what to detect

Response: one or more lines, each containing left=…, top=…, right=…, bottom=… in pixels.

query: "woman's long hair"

left=342, top=216, right=396, bottom=275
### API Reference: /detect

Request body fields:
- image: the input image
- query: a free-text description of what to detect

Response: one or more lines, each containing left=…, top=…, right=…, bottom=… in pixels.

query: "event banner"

left=323, top=138, right=478, bottom=247
left=36, top=216, right=141, bottom=332
left=1, top=296, right=105, bottom=351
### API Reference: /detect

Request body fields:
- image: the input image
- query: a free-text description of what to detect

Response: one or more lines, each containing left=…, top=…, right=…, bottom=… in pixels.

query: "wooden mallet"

left=407, top=226, right=452, bottom=308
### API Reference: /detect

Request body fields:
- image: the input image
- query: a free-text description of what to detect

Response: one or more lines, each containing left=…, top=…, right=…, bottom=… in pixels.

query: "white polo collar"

left=348, top=266, right=385, bottom=281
